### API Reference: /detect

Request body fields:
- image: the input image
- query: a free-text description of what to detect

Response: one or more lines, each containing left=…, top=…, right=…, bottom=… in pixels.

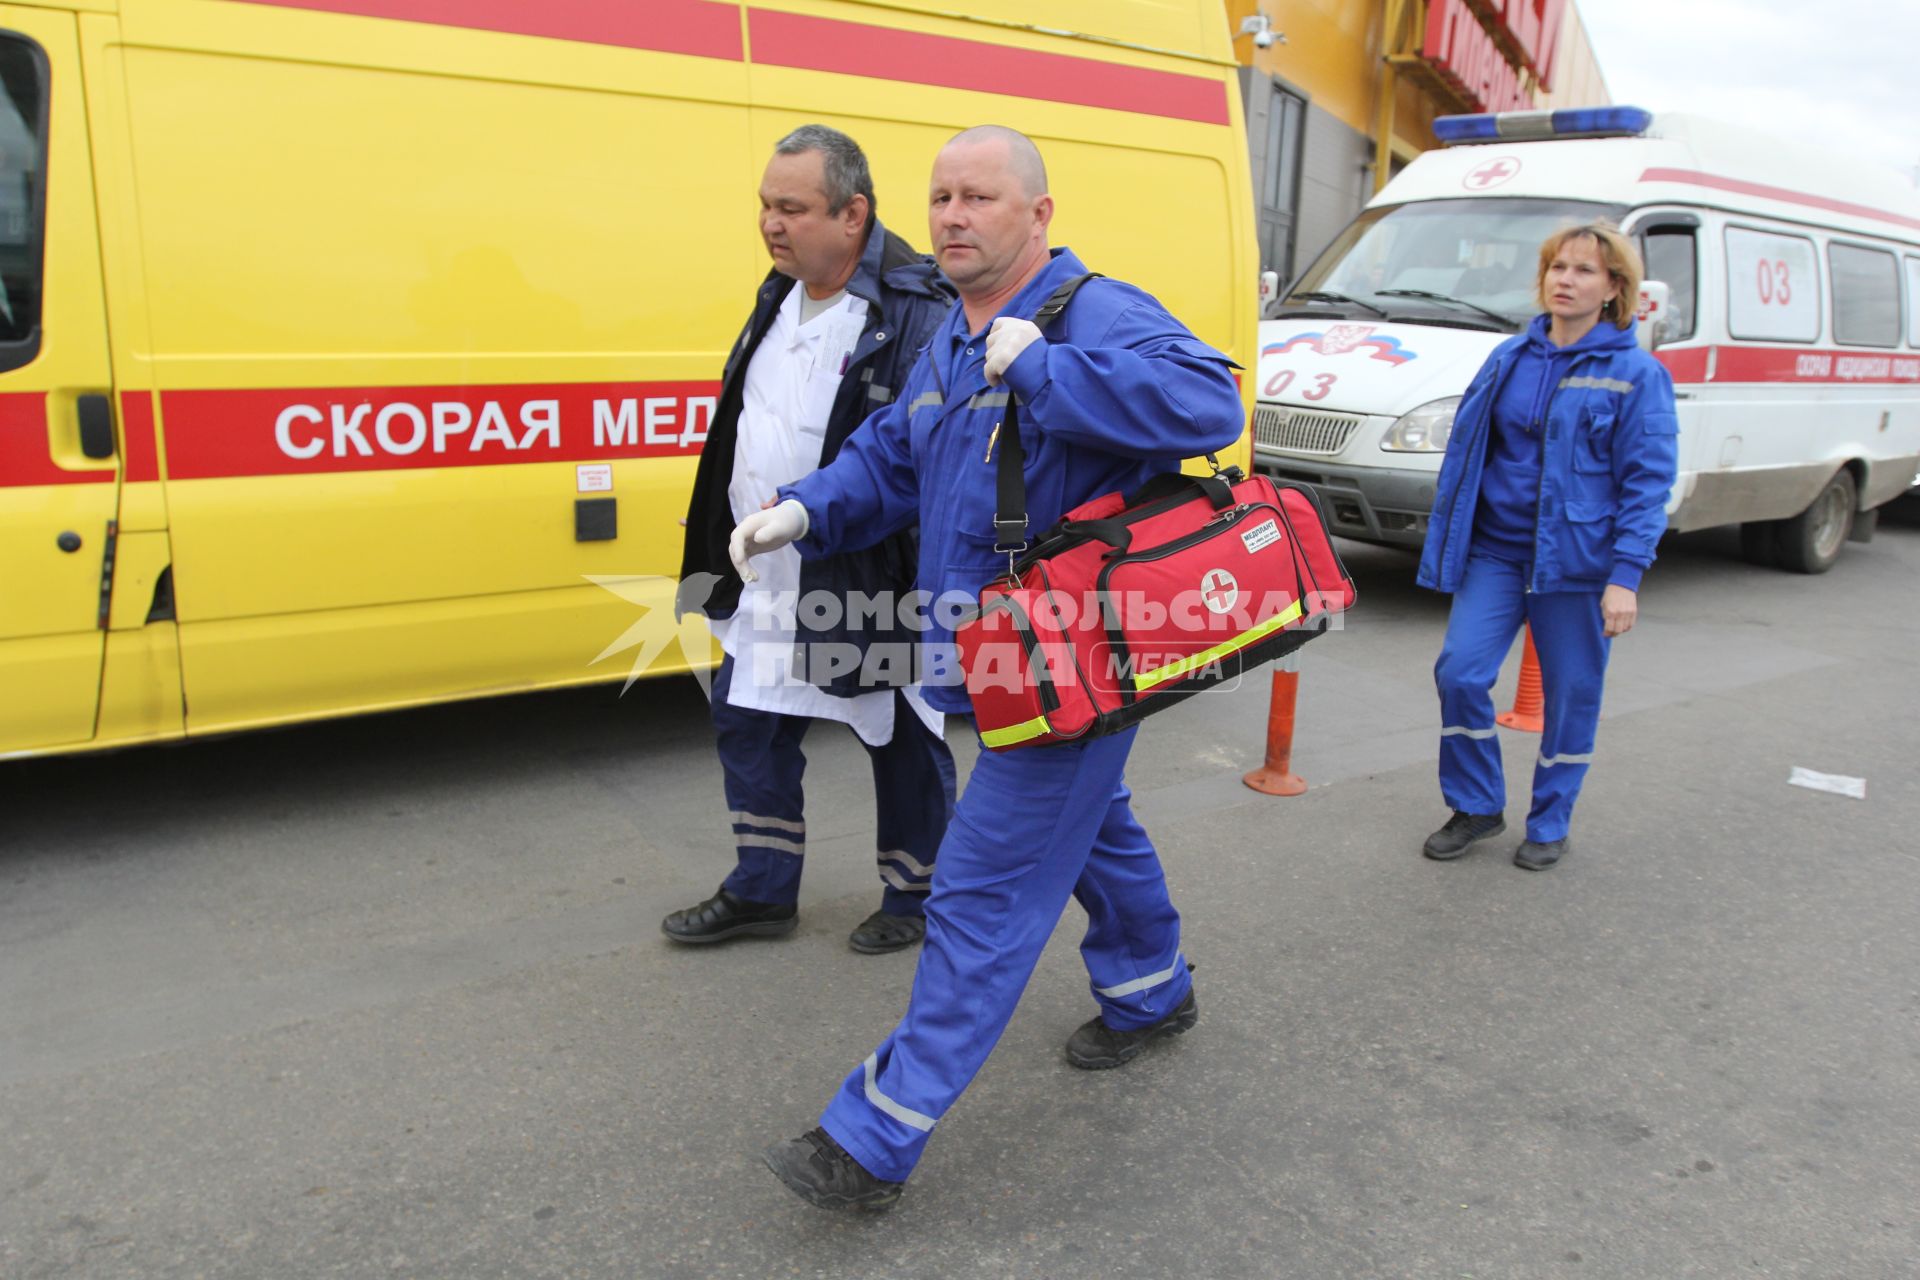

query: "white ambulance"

left=1252, top=107, right=1920, bottom=573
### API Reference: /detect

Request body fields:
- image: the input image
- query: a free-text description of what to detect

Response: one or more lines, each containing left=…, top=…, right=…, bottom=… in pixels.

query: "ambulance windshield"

left=1283, top=197, right=1627, bottom=331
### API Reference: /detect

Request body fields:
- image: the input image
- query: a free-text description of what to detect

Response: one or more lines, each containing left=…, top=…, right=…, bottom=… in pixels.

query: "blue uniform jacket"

left=678, top=219, right=954, bottom=695
left=1417, top=315, right=1680, bottom=595
left=782, top=247, right=1245, bottom=713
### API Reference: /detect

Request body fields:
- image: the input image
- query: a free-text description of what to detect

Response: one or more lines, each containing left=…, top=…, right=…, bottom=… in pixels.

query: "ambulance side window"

left=0, top=33, right=46, bottom=370
left=1827, top=242, right=1900, bottom=349
left=1725, top=226, right=1821, bottom=343
left=1641, top=227, right=1697, bottom=341
left=1907, top=257, right=1920, bottom=348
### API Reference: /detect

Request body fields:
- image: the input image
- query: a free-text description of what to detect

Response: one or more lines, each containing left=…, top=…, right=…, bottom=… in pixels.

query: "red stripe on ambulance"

left=160, top=382, right=720, bottom=480
left=749, top=9, right=1231, bottom=126
left=227, top=3, right=1228, bottom=126
left=0, top=392, right=115, bottom=488
left=1639, top=167, right=1920, bottom=234
left=120, top=391, right=161, bottom=483
left=228, top=0, right=744, bottom=61
left=1658, top=346, right=1920, bottom=386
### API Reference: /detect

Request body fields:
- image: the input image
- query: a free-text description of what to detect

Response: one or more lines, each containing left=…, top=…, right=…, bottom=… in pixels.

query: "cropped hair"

left=1536, top=222, right=1643, bottom=330
left=774, top=124, right=876, bottom=221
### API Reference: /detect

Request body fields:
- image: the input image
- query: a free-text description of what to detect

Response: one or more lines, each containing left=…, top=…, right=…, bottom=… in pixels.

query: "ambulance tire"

left=1776, top=468, right=1856, bottom=575
left=1738, top=520, right=1781, bottom=568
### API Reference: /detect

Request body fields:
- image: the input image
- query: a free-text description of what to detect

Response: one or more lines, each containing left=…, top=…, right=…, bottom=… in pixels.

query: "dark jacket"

left=1417, top=314, right=1679, bottom=596
left=678, top=218, right=953, bottom=695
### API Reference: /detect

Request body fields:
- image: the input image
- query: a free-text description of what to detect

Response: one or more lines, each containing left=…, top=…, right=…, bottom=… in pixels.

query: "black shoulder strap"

left=994, top=273, right=1100, bottom=554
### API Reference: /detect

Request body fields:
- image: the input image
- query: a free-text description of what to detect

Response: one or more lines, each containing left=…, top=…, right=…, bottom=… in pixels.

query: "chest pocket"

left=1572, top=408, right=1615, bottom=476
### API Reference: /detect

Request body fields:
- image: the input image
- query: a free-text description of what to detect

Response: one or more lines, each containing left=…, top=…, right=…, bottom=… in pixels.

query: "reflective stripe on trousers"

left=710, top=655, right=955, bottom=911
left=818, top=725, right=1191, bottom=1183
left=1433, top=555, right=1610, bottom=843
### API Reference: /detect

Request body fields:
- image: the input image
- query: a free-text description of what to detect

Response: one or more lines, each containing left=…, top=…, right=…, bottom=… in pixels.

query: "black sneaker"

left=1422, top=811, right=1506, bottom=860
left=848, top=909, right=926, bottom=955
left=1513, top=838, right=1568, bottom=871
left=1064, top=987, right=1198, bottom=1070
left=660, top=888, right=796, bottom=944
left=762, top=1128, right=903, bottom=1212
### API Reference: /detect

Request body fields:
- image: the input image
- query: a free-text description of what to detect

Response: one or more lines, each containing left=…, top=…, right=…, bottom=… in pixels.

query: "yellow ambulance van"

left=0, top=0, right=1257, bottom=759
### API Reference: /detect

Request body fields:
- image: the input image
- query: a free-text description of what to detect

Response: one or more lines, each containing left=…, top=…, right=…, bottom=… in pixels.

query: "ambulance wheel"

left=1776, top=468, right=1856, bottom=575
left=1738, top=521, right=1780, bottom=567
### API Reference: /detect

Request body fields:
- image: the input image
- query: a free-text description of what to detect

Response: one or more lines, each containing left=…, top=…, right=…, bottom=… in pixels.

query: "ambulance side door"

left=0, top=7, right=117, bottom=755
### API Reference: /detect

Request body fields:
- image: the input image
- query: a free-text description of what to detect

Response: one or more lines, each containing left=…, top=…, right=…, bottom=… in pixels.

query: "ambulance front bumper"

left=1250, top=452, right=1440, bottom=549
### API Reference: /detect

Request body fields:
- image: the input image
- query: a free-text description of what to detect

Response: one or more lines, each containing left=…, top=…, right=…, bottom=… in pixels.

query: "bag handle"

left=993, top=273, right=1100, bottom=555
left=1119, top=468, right=1244, bottom=512
left=1011, top=516, right=1132, bottom=571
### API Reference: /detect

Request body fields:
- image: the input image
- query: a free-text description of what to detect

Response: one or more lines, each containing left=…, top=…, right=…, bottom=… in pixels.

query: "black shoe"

left=1065, top=987, right=1198, bottom=1070
left=1514, top=838, right=1568, bottom=871
left=762, top=1128, right=903, bottom=1212
left=660, top=888, right=796, bottom=944
left=848, top=909, right=925, bottom=955
left=1423, top=810, right=1506, bottom=860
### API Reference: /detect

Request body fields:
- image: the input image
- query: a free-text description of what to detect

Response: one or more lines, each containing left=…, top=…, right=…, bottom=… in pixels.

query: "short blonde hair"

left=1536, top=222, right=1643, bottom=331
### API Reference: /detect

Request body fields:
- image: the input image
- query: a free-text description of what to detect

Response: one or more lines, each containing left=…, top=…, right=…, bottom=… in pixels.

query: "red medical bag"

left=951, top=274, right=1355, bottom=752
left=955, top=466, right=1355, bottom=751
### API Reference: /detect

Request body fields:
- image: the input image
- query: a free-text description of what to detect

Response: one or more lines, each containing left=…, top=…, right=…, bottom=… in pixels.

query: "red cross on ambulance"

left=1464, top=156, right=1520, bottom=190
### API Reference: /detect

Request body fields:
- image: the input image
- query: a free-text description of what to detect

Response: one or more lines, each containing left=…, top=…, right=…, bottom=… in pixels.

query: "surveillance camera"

left=1252, top=30, right=1278, bottom=48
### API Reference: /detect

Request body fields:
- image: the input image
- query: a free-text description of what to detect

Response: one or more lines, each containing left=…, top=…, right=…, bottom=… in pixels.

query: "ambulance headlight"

left=1381, top=397, right=1459, bottom=452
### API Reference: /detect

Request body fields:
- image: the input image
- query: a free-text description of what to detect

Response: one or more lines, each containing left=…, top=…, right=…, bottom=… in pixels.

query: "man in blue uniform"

left=669, top=126, right=957, bottom=955
left=731, top=125, right=1245, bottom=1210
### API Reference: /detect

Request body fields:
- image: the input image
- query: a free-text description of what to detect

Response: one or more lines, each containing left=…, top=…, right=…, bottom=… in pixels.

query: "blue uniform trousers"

left=710, top=655, right=956, bottom=915
left=1434, top=554, right=1610, bottom=843
left=819, top=726, right=1192, bottom=1183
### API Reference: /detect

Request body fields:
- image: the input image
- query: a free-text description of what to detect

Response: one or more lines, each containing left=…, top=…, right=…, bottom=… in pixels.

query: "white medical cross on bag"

left=1201, top=568, right=1239, bottom=613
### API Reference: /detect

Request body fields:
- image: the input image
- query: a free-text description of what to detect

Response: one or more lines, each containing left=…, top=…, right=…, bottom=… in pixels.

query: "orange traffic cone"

left=1496, top=625, right=1544, bottom=733
left=1244, top=656, right=1308, bottom=796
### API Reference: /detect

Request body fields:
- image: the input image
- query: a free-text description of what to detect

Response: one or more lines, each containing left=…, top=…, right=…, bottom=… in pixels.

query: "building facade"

left=1227, top=0, right=1610, bottom=288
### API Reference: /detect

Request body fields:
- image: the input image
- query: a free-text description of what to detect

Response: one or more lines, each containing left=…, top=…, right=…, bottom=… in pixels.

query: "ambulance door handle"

left=77, top=393, right=117, bottom=460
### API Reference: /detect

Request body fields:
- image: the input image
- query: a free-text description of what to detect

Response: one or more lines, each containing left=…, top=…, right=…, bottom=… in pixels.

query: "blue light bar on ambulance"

left=1433, top=106, right=1654, bottom=146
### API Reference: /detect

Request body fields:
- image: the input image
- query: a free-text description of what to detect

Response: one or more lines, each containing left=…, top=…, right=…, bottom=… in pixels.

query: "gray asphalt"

left=4, top=512, right=1918, bottom=1280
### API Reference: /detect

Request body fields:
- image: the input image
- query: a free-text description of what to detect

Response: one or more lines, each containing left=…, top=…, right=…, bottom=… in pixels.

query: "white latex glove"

left=983, top=316, right=1042, bottom=386
left=728, top=498, right=810, bottom=583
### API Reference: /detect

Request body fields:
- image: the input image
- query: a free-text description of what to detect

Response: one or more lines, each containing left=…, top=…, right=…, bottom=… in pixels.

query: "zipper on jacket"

left=1528, top=347, right=1593, bottom=593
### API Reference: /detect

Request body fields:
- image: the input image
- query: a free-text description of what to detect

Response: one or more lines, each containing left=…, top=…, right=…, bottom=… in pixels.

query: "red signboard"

left=1479, top=0, right=1569, bottom=83
left=1423, top=0, right=1570, bottom=110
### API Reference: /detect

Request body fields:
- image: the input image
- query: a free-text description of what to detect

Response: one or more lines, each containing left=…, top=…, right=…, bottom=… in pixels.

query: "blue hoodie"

left=1417, top=313, right=1680, bottom=596
left=1473, top=316, right=1626, bottom=563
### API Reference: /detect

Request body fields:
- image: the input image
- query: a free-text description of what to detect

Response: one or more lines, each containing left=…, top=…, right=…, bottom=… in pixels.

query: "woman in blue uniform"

left=1417, top=223, right=1679, bottom=870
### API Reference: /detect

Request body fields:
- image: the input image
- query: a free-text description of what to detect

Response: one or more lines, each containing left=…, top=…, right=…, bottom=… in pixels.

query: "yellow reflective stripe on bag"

left=979, top=713, right=1054, bottom=749
left=1133, top=600, right=1305, bottom=692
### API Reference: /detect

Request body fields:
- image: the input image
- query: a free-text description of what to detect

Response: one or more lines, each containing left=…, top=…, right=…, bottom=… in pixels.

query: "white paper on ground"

left=1787, top=766, right=1866, bottom=800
